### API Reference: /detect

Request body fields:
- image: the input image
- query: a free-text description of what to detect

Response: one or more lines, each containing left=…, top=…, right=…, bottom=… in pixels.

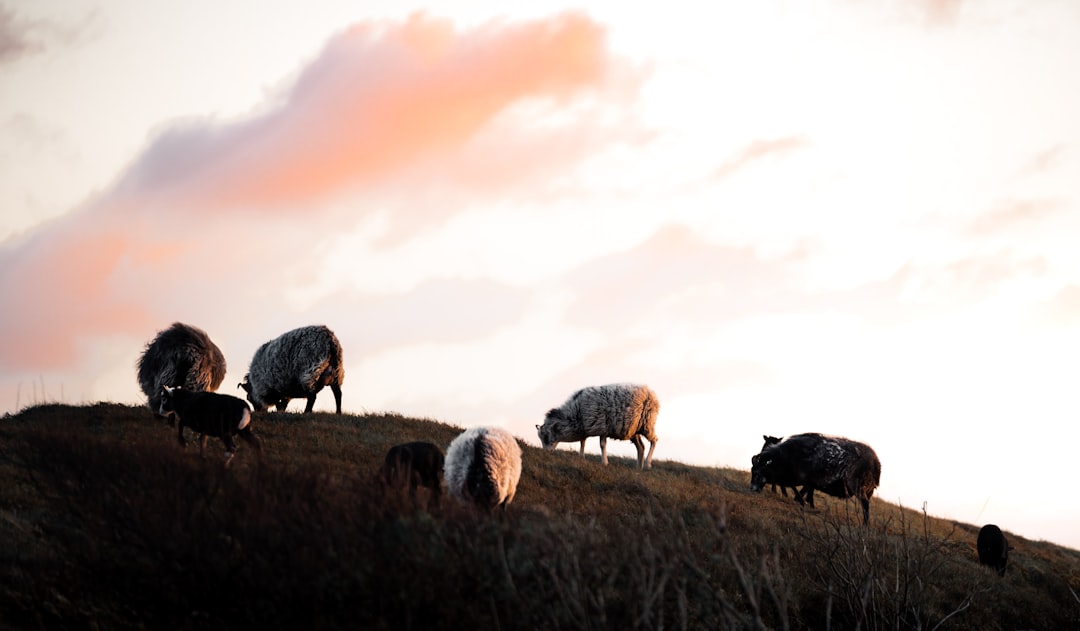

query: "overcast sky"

left=2, top=0, right=1079, bottom=550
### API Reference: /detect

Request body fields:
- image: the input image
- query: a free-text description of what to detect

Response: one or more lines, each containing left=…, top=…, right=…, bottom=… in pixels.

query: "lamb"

left=444, top=427, right=522, bottom=513
left=136, top=322, right=226, bottom=420
left=760, top=435, right=801, bottom=499
left=380, top=441, right=445, bottom=507
left=537, top=383, right=660, bottom=470
left=239, top=325, right=344, bottom=414
left=750, top=433, right=881, bottom=525
left=158, top=386, right=261, bottom=464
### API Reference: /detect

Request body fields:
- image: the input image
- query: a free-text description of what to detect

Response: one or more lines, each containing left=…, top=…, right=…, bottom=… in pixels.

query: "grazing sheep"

left=750, top=433, right=881, bottom=525
left=239, top=325, right=344, bottom=414
left=137, top=322, right=226, bottom=420
left=977, top=524, right=1012, bottom=577
left=380, top=441, right=445, bottom=507
left=444, top=427, right=521, bottom=513
left=537, top=383, right=660, bottom=470
left=158, top=386, right=261, bottom=464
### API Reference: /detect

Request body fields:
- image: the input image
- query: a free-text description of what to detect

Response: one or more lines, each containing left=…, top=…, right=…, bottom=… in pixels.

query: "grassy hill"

left=1, top=403, right=1078, bottom=630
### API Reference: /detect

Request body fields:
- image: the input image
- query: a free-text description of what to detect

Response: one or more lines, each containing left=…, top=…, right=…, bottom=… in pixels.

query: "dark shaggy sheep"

left=444, top=427, right=521, bottom=513
left=158, top=386, right=261, bottom=464
left=750, top=433, right=881, bottom=525
left=137, top=322, right=226, bottom=419
left=239, top=325, right=344, bottom=414
left=380, top=441, right=445, bottom=507
left=977, top=524, right=1011, bottom=577
left=537, top=383, right=660, bottom=470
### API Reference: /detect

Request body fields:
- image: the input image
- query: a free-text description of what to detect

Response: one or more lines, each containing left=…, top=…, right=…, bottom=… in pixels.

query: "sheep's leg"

left=802, top=487, right=815, bottom=508
left=176, top=422, right=187, bottom=448
left=643, top=436, right=658, bottom=470
left=331, top=384, right=342, bottom=414
left=199, top=434, right=209, bottom=458
left=304, top=395, right=316, bottom=414
left=599, top=436, right=608, bottom=465
left=579, top=439, right=586, bottom=457
left=631, top=435, right=645, bottom=469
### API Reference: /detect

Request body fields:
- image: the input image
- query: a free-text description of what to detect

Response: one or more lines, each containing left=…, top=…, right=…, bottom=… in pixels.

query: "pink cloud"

left=967, top=199, right=1066, bottom=236
left=712, top=136, right=808, bottom=181
left=119, top=12, right=635, bottom=212
left=0, top=12, right=640, bottom=375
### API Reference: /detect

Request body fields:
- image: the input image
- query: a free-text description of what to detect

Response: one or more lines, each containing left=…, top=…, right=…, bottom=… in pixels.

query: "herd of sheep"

left=136, top=321, right=1012, bottom=575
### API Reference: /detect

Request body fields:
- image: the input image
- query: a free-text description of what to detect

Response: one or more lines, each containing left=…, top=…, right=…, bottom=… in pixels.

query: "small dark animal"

left=977, top=524, right=1011, bottom=577
left=240, top=325, right=344, bottom=414
left=380, top=442, right=445, bottom=507
left=750, top=433, right=881, bottom=525
left=158, top=386, right=261, bottom=464
left=137, top=322, right=226, bottom=419
left=760, top=435, right=801, bottom=499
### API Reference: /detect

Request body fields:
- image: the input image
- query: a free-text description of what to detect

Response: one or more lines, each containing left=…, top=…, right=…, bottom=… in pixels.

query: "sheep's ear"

left=163, top=385, right=174, bottom=394
left=535, top=424, right=541, bottom=430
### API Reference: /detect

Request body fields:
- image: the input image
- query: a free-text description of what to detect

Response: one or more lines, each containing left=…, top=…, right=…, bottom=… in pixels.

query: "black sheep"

left=750, top=432, right=881, bottom=525
left=977, top=524, right=1011, bottom=577
left=159, top=386, right=261, bottom=464
left=380, top=442, right=445, bottom=507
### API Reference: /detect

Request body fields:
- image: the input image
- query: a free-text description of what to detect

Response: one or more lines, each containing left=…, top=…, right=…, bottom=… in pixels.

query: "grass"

left=1, top=402, right=1078, bottom=629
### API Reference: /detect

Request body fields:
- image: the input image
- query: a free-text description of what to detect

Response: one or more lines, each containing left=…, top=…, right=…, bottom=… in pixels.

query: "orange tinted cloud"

left=0, top=12, right=638, bottom=373
left=713, top=136, right=808, bottom=181
left=0, top=219, right=154, bottom=369
left=122, top=12, right=625, bottom=210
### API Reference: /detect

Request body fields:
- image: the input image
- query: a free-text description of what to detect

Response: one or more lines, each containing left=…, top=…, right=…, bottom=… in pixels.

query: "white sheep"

left=537, top=383, right=660, bottom=470
left=443, top=426, right=522, bottom=513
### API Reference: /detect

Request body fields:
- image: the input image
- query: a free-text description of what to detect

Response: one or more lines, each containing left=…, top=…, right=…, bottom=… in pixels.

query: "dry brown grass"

left=1, top=402, right=1078, bottom=629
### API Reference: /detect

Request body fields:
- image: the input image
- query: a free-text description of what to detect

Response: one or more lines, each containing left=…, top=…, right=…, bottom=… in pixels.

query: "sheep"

left=380, top=441, right=445, bottom=507
left=136, top=322, right=226, bottom=421
left=158, top=386, right=261, bottom=464
left=239, top=325, right=344, bottom=414
left=537, top=383, right=660, bottom=470
left=760, top=435, right=801, bottom=499
left=977, top=524, right=1012, bottom=577
left=750, top=433, right=881, bottom=525
left=444, top=427, right=522, bottom=513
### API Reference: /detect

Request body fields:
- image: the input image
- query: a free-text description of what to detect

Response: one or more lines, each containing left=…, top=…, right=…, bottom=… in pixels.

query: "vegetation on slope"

left=1, top=403, right=1078, bottom=629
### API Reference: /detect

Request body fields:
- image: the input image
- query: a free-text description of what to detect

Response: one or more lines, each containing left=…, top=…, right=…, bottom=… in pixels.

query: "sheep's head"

left=237, top=375, right=269, bottom=412
left=158, top=385, right=180, bottom=423
left=536, top=409, right=565, bottom=449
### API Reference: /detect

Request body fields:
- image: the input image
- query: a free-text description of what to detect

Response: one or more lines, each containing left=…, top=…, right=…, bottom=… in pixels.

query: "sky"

left=1, top=0, right=1079, bottom=550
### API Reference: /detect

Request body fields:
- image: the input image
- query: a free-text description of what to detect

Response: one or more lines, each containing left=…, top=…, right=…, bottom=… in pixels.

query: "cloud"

left=1020, top=144, right=1068, bottom=175
left=917, top=0, right=965, bottom=27
left=562, top=224, right=801, bottom=331
left=966, top=199, right=1067, bottom=236
left=116, top=11, right=638, bottom=218
left=0, top=7, right=98, bottom=64
left=0, top=12, right=639, bottom=376
left=712, top=136, right=808, bottom=181
left=0, top=7, right=42, bottom=63
left=314, top=277, right=531, bottom=355
left=1028, top=284, right=1080, bottom=328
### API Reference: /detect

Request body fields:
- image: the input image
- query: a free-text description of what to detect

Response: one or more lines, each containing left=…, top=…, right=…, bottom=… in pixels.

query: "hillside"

left=2, top=403, right=1078, bottom=630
